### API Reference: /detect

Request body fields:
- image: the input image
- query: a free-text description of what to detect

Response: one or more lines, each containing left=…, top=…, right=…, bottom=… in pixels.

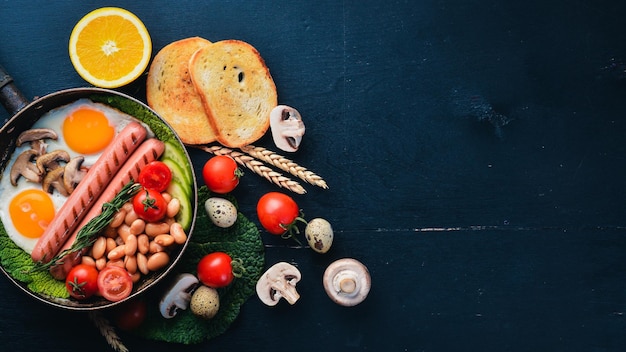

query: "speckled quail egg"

left=204, top=197, right=237, bottom=228
left=190, top=285, right=220, bottom=319
left=305, top=218, right=333, bottom=253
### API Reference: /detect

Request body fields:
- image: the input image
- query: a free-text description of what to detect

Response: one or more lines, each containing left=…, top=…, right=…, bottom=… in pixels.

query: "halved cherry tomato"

left=202, top=155, right=242, bottom=194
left=138, top=161, right=172, bottom=192
left=197, top=252, right=235, bottom=288
left=98, top=266, right=133, bottom=302
left=113, top=298, right=147, bottom=331
left=133, top=187, right=167, bottom=222
left=65, top=263, right=99, bottom=300
left=256, top=192, right=302, bottom=235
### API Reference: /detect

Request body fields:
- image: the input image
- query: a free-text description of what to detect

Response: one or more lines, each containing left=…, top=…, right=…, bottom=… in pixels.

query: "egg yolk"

left=9, top=189, right=55, bottom=239
left=63, top=107, right=115, bottom=154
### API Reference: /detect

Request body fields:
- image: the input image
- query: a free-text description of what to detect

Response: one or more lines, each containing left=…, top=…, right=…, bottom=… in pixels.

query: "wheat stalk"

left=240, top=145, right=328, bottom=189
left=194, top=145, right=307, bottom=194
left=88, top=311, right=129, bottom=352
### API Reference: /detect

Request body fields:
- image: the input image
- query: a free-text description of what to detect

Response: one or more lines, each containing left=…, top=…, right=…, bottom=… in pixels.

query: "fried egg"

left=0, top=99, right=137, bottom=254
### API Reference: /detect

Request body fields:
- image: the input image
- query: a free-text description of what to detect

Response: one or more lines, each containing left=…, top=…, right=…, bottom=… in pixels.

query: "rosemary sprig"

left=33, top=181, right=142, bottom=272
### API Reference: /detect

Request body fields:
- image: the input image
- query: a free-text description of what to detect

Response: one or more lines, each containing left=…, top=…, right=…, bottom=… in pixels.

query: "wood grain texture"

left=2, top=0, right=626, bottom=351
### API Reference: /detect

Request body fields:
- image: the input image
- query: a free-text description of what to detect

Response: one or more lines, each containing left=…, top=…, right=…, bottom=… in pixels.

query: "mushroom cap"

left=16, top=128, right=58, bottom=146
left=323, top=258, right=371, bottom=307
left=256, top=262, right=302, bottom=306
left=42, top=166, right=68, bottom=196
left=10, top=149, right=42, bottom=186
left=36, top=149, right=70, bottom=174
left=63, top=156, right=86, bottom=194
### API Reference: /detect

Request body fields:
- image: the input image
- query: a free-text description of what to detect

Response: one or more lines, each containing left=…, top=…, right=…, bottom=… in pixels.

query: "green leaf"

left=131, top=186, right=265, bottom=344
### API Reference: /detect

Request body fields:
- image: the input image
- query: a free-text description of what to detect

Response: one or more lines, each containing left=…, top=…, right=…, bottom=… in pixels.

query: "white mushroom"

left=269, top=105, right=305, bottom=152
left=159, top=273, right=200, bottom=318
left=256, top=262, right=302, bottom=306
left=323, top=258, right=371, bottom=307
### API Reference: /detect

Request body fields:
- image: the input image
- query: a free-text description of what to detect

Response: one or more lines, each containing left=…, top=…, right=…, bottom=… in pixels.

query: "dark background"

left=2, top=1, right=626, bottom=351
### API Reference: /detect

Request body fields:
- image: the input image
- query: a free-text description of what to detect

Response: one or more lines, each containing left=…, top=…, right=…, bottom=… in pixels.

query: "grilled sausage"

left=31, top=121, right=148, bottom=264
left=49, top=138, right=165, bottom=279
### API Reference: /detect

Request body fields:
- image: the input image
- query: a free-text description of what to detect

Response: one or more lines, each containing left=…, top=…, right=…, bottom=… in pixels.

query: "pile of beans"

left=81, top=193, right=187, bottom=282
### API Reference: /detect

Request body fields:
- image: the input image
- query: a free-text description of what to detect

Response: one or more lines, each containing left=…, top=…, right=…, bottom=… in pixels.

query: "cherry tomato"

left=256, top=192, right=301, bottom=235
left=65, top=263, right=99, bottom=300
left=133, top=187, right=167, bottom=222
left=197, top=252, right=235, bottom=288
left=202, top=155, right=242, bottom=194
left=98, top=266, right=133, bottom=302
left=138, top=161, right=172, bottom=192
left=113, top=298, right=147, bottom=331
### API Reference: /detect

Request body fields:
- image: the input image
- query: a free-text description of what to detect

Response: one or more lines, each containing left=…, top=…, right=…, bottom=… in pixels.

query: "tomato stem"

left=231, top=258, right=246, bottom=278
left=279, top=215, right=308, bottom=246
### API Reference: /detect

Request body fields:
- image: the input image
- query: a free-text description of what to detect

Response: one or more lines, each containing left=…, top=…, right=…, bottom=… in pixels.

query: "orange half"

left=69, top=7, right=152, bottom=88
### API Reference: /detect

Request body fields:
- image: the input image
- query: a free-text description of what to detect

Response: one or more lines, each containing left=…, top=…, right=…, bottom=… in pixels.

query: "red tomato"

left=202, top=155, right=242, bottom=194
left=113, top=298, right=147, bottom=331
left=256, top=192, right=301, bottom=235
left=98, top=266, right=133, bottom=302
left=65, top=264, right=99, bottom=300
left=138, top=161, right=172, bottom=192
left=133, top=187, right=167, bottom=222
left=197, top=252, right=235, bottom=288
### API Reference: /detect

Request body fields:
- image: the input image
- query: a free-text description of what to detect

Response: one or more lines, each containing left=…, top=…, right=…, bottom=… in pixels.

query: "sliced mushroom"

left=9, top=149, right=42, bottom=186
left=63, top=156, right=86, bottom=194
left=256, top=262, right=302, bottom=306
left=16, top=128, right=58, bottom=155
left=42, top=166, right=68, bottom=196
left=269, top=105, right=306, bottom=152
left=323, top=258, right=371, bottom=307
left=36, top=149, right=70, bottom=174
left=159, top=273, right=200, bottom=318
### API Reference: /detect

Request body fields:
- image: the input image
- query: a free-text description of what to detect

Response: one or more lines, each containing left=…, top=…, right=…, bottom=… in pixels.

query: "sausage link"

left=31, top=122, right=148, bottom=263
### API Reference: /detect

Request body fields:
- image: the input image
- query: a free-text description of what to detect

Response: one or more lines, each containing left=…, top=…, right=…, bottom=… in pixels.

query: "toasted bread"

left=146, top=37, right=217, bottom=145
left=189, top=39, right=277, bottom=148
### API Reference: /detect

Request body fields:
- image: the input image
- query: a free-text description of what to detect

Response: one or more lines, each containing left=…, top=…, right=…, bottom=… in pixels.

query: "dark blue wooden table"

left=2, top=1, right=626, bottom=351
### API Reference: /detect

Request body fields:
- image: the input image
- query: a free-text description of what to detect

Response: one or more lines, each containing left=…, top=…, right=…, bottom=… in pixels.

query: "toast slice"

left=146, top=37, right=217, bottom=145
left=189, top=40, right=278, bottom=148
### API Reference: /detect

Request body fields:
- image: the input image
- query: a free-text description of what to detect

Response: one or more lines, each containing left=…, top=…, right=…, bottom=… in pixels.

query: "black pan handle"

left=0, top=64, right=29, bottom=125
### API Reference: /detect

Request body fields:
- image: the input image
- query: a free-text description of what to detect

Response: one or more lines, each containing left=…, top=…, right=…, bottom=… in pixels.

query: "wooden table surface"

left=2, top=1, right=626, bottom=351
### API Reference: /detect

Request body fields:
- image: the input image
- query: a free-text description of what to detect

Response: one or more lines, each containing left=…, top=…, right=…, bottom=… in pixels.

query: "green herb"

left=33, top=181, right=141, bottom=272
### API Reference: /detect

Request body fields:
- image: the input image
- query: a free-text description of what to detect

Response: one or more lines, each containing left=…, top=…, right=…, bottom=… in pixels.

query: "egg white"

left=0, top=99, right=138, bottom=254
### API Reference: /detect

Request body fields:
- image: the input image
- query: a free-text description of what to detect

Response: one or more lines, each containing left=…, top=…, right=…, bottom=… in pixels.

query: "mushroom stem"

left=339, top=278, right=356, bottom=294
left=272, top=283, right=300, bottom=305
